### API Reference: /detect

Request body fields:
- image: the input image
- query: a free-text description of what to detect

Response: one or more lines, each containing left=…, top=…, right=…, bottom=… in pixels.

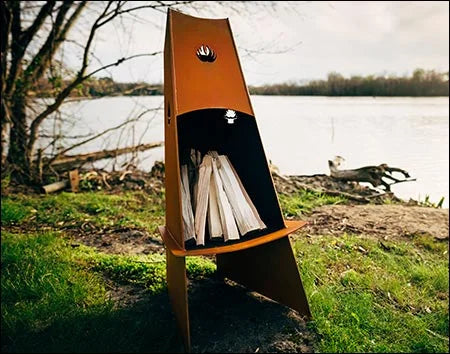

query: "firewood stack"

left=181, top=150, right=266, bottom=246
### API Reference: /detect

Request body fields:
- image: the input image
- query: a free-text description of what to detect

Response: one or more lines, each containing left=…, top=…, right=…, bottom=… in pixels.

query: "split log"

left=328, top=159, right=415, bottom=191
left=48, top=142, right=163, bottom=171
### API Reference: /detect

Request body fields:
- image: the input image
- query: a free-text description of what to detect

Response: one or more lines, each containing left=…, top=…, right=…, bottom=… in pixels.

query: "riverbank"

left=1, top=171, right=448, bottom=352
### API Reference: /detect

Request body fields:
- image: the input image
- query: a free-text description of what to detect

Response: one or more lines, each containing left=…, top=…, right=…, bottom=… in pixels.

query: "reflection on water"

left=50, top=96, right=449, bottom=207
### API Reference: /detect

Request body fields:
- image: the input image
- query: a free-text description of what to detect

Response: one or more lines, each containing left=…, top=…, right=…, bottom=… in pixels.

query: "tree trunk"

left=0, top=103, right=9, bottom=168
left=7, top=91, right=30, bottom=182
left=1, top=0, right=11, bottom=169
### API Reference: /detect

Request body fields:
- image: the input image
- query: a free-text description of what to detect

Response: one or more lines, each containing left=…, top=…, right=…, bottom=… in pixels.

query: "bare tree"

left=0, top=1, right=300, bottom=184
left=0, top=1, right=193, bottom=183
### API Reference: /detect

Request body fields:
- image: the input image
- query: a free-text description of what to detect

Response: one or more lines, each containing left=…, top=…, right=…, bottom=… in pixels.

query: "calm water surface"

left=54, top=96, right=449, bottom=207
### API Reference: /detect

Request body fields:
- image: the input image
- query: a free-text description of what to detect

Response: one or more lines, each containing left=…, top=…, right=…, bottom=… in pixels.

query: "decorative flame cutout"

left=196, top=45, right=217, bottom=62
left=224, top=109, right=237, bottom=124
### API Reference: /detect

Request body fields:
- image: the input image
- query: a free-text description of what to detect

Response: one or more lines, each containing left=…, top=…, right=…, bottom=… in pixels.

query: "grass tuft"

left=295, top=233, right=449, bottom=353
left=1, top=231, right=112, bottom=350
left=278, top=189, right=346, bottom=217
left=0, top=191, right=165, bottom=231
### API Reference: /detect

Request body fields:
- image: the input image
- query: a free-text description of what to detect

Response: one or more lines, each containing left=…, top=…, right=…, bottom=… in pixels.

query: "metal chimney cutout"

left=158, top=9, right=311, bottom=352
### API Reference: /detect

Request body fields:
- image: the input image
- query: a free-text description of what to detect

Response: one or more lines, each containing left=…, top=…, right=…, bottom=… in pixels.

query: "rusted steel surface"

left=164, top=8, right=258, bottom=248
left=166, top=249, right=191, bottom=352
left=216, top=236, right=312, bottom=319
left=164, top=10, right=183, bottom=248
left=159, top=220, right=307, bottom=257
left=161, top=9, right=311, bottom=351
left=166, top=10, right=253, bottom=117
left=164, top=8, right=286, bottom=252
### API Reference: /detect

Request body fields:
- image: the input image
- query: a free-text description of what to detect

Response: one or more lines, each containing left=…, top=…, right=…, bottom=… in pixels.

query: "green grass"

left=295, top=234, right=449, bottom=353
left=77, top=245, right=216, bottom=294
left=278, top=189, right=346, bottom=217
left=1, top=190, right=165, bottom=231
left=1, top=231, right=113, bottom=351
left=1, top=230, right=216, bottom=352
left=1, top=198, right=31, bottom=224
left=1, top=189, right=448, bottom=352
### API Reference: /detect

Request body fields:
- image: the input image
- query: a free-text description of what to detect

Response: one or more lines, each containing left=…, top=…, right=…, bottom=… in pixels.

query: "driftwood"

left=328, top=158, right=415, bottom=192
left=48, top=142, right=163, bottom=170
left=291, top=179, right=371, bottom=203
left=268, top=159, right=406, bottom=204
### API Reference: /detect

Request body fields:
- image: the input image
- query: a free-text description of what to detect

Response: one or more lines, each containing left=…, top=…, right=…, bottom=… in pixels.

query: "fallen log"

left=48, top=142, right=163, bottom=171
left=41, top=169, right=80, bottom=193
left=41, top=180, right=69, bottom=194
left=291, top=179, right=371, bottom=203
left=328, top=158, right=415, bottom=191
left=270, top=169, right=372, bottom=203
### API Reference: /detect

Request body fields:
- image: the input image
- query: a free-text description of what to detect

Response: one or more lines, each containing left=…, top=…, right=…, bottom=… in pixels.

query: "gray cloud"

left=83, top=1, right=449, bottom=85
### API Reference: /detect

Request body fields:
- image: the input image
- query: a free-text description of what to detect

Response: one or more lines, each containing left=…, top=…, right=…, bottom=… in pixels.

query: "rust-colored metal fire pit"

left=158, top=9, right=311, bottom=352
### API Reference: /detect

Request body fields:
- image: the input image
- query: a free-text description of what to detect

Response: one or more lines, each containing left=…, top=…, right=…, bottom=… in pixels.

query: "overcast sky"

left=82, top=1, right=449, bottom=85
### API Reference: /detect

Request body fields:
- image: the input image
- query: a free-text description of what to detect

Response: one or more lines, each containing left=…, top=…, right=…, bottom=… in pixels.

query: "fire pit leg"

left=216, top=236, right=311, bottom=318
left=166, top=249, right=191, bottom=352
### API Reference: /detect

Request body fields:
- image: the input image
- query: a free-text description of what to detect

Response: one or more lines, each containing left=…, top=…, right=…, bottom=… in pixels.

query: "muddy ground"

left=301, top=204, right=449, bottom=240
left=67, top=203, right=448, bottom=258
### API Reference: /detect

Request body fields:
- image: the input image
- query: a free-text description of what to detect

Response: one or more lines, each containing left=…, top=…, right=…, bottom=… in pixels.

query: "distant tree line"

left=32, top=76, right=163, bottom=98
left=248, top=69, right=449, bottom=96
left=32, top=69, right=448, bottom=98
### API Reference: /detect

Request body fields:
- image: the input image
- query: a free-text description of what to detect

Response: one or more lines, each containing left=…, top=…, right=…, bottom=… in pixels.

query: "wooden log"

left=216, top=154, right=265, bottom=235
left=211, top=156, right=239, bottom=242
left=69, top=169, right=79, bottom=192
left=194, top=155, right=212, bottom=246
left=48, top=142, right=163, bottom=170
left=41, top=180, right=69, bottom=194
left=207, top=172, right=223, bottom=239
left=181, top=165, right=195, bottom=242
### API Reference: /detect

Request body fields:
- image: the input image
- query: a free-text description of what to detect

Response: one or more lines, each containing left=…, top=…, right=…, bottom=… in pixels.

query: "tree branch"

left=85, top=52, right=161, bottom=78
left=24, top=1, right=77, bottom=85
left=27, top=52, right=161, bottom=160
left=5, top=1, right=22, bottom=96
left=26, top=0, right=169, bottom=162
left=25, top=1, right=113, bottom=160
left=20, top=0, right=57, bottom=49
left=80, top=1, right=114, bottom=74
left=6, top=0, right=60, bottom=96
left=47, top=107, right=159, bottom=163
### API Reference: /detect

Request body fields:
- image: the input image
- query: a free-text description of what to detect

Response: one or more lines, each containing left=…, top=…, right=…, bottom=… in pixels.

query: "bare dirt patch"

left=189, top=278, right=316, bottom=353
left=300, top=204, right=449, bottom=240
left=67, top=227, right=165, bottom=255
left=99, top=276, right=317, bottom=353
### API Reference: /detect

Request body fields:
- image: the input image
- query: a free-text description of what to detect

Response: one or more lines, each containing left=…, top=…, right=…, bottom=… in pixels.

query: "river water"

left=53, top=96, right=449, bottom=207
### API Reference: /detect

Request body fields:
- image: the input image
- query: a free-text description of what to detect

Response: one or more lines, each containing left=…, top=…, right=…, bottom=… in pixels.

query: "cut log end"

left=41, top=180, right=69, bottom=194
